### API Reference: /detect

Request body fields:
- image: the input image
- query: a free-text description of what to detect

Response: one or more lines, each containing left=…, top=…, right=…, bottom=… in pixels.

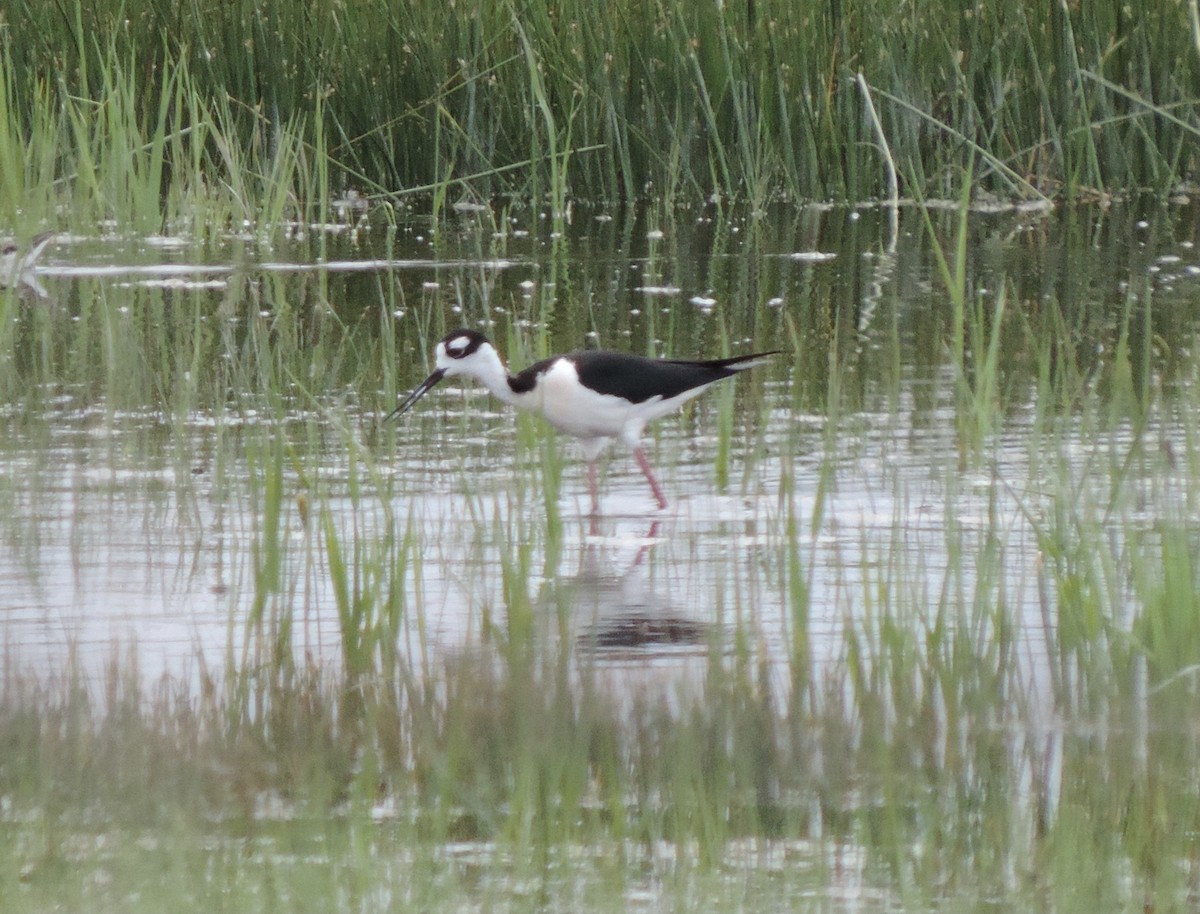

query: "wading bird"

left=388, top=329, right=778, bottom=512
left=0, top=231, right=54, bottom=299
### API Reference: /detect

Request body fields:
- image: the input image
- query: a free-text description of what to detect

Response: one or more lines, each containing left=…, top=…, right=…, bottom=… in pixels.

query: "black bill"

left=385, top=368, right=446, bottom=422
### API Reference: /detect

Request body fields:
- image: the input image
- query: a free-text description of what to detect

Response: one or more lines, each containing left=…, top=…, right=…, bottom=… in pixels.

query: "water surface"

left=1, top=200, right=1195, bottom=710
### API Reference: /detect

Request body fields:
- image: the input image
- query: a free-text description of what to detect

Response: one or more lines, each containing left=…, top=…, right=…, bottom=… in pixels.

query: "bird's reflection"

left=544, top=521, right=713, bottom=660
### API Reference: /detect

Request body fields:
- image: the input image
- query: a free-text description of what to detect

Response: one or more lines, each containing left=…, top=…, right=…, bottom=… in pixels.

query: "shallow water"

left=1, top=200, right=1197, bottom=709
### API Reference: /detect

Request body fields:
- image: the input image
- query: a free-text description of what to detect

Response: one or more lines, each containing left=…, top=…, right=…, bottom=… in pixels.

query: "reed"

left=2, top=0, right=1197, bottom=223
left=0, top=96, right=1199, bottom=909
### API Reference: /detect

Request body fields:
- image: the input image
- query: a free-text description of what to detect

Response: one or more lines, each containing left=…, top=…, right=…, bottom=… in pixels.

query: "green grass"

left=1, top=0, right=1199, bottom=226
left=3, top=195, right=1200, bottom=913
left=1, top=37, right=1200, bottom=900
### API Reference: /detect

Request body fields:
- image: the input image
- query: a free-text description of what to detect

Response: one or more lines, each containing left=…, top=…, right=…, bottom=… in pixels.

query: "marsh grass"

left=9, top=255, right=1200, bottom=913
left=2, top=0, right=1198, bottom=229
left=0, top=35, right=332, bottom=238
left=5, top=189, right=1200, bottom=913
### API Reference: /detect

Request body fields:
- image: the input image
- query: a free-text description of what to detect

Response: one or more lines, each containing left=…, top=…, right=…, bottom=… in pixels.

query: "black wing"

left=569, top=349, right=777, bottom=404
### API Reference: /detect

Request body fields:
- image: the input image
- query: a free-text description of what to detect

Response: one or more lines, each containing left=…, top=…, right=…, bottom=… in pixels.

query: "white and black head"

left=433, top=329, right=490, bottom=374
left=386, top=329, right=499, bottom=421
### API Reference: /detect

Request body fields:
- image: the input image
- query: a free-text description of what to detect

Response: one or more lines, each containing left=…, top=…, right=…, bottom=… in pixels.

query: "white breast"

left=526, top=360, right=648, bottom=443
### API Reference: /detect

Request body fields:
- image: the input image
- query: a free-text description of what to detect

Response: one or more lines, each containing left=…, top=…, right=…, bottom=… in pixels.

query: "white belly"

left=513, top=358, right=708, bottom=448
left=534, top=360, right=635, bottom=439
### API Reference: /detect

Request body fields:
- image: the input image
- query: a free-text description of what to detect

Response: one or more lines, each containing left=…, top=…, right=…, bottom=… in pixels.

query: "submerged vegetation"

left=3, top=199, right=1200, bottom=910
left=3, top=0, right=1200, bottom=910
left=1, top=0, right=1199, bottom=225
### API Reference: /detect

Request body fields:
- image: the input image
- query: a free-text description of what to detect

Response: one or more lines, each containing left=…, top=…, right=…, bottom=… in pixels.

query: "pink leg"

left=633, top=447, right=669, bottom=510
left=587, top=461, right=600, bottom=515
left=631, top=521, right=662, bottom=566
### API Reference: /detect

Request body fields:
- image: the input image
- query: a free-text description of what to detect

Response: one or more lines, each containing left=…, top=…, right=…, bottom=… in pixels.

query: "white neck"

left=446, top=343, right=525, bottom=409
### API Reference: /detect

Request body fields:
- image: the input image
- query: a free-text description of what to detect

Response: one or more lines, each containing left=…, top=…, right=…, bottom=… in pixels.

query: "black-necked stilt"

left=388, top=329, right=779, bottom=511
left=0, top=231, right=54, bottom=299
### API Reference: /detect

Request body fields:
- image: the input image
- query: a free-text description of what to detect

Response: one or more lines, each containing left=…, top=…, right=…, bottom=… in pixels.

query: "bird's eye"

left=444, top=336, right=470, bottom=356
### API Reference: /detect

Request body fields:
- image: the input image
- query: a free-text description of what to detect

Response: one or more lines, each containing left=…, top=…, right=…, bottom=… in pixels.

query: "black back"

left=509, top=349, right=771, bottom=403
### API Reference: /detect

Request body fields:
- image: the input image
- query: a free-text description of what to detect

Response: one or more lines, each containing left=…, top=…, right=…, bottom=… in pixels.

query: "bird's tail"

left=671, top=350, right=783, bottom=373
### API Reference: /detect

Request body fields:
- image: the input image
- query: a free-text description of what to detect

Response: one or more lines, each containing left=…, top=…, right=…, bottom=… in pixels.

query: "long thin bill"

left=385, top=368, right=446, bottom=422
